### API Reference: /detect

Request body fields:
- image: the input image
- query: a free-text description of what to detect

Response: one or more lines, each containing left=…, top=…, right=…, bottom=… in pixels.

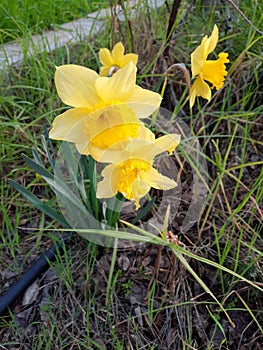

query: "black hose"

left=0, top=233, right=71, bottom=315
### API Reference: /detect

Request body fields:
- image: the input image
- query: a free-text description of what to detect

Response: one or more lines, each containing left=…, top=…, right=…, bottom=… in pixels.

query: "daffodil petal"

left=75, top=141, right=90, bottom=155
left=127, top=142, right=158, bottom=161
left=136, top=124, right=155, bottom=142
left=99, top=48, right=114, bottom=67
left=126, top=86, right=162, bottom=118
left=95, top=62, right=136, bottom=102
left=76, top=116, right=141, bottom=158
left=84, top=104, right=140, bottom=135
left=96, top=164, right=119, bottom=198
left=190, top=76, right=211, bottom=108
left=154, top=134, right=181, bottom=155
left=87, top=144, right=130, bottom=162
left=191, top=45, right=204, bottom=77
left=94, top=127, right=180, bottom=163
left=99, top=65, right=111, bottom=77
left=191, top=25, right=219, bottom=77
left=142, top=167, right=177, bottom=190
left=189, top=86, right=197, bottom=109
left=55, top=65, right=100, bottom=108
left=95, top=126, right=153, bottom=161
left=131, top=180, right=150, bottom=209
left=84, top=118, right=149, bottom=162
left=125, top=130, right=180, bottom=160
left=203, top=24, right=218, bottom=58
left=121, top=127, right=156, bottom=160
left=49, top=108, right=90, bottom=143
left=122, top=53, right=138, bottom=66
left=111, top=42, right=125, bottom=64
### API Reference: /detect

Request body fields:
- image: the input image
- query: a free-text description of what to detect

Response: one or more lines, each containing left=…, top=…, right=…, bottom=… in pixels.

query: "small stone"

left=118, top=255, right=130, bottom=271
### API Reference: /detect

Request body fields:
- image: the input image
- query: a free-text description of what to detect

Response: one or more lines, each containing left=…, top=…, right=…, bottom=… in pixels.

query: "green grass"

left=1, top=0, right=263, bottom=348
left=0, top=0, right=109, bottom=44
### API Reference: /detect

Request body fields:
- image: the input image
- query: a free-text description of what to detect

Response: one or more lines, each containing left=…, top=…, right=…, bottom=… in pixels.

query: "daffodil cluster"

left=50, top=28, right=228, bottom=209
left=50, top=42, right=180, bottom=209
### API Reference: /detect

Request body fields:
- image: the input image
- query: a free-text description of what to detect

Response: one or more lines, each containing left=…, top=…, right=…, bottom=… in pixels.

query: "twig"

left=164, top=0, right=182, bottom=57
left=227, top=0, right=263, bottom=35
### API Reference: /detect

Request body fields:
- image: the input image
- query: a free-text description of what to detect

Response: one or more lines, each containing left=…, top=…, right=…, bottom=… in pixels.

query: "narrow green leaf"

left=22, top=154, right=89, bottom=212
left=22, top=153, right=53, bottom=180
left=32, top=149, right=45, bottom=167
left=9, top=179, right=69, bottom=227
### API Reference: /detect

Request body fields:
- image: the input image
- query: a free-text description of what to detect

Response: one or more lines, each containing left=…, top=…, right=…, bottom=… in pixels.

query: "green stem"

left=105, top=238, right=118, bottom=306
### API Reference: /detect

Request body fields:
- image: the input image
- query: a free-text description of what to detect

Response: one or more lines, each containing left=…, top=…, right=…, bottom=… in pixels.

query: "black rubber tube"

left=0, top=234, right=71, bottom=315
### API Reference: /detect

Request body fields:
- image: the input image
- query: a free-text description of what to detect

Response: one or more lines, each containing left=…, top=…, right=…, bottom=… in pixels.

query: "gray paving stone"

left=0, top=17, right=104, bottom=69
left=0, top=0, right=165, bottom=70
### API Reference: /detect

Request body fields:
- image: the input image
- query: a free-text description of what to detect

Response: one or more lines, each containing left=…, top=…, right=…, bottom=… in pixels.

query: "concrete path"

left=0, top=0, right=164, bottom=70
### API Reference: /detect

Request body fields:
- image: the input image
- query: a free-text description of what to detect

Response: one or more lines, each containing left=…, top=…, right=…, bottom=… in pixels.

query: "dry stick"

left=165, top=63, right=191, bottom=91
left=227, top=0, right=263, bottom=35
left=169, top=253, right=177, bottom=299
left=164, top=0, right=182, bottom=57
left=118, top=0, right=135, bottom=52
left=145, top=245, right=163, bottom=299
left=110, top=0, right=118, bottom=46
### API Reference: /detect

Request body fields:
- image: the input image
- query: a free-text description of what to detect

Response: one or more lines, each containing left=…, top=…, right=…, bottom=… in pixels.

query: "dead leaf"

left=22, top=279, right=39, bottom=306
left=118, top=255, right=130, bottom=271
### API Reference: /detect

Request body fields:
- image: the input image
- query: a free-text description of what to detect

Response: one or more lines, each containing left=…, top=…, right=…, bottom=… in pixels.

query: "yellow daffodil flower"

left=96, top=126, right=181, bottom=209
left=99, top=42, right=138, bottom=77
left=190, top=24, right=229, bottom=108
left=49, top=62, right=162, bottom=158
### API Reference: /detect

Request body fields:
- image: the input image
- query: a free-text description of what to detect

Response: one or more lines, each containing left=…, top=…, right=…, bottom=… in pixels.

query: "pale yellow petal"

left=84, top=104, right=136, bottom=135
left=49, top=108, right=90, bottom=143
left=75, top=141, right=90, bottom=155
left=155, top=134, right=181, bottom=155
left=122, top=53, right=138, bottom=67
left=87, top=144, right=130, bottom=162
left=136, top=125, right=155, bottom=143
left=55, top=65, right=100, bottom=108
left=96, top=164, right=119, bottom=198
left=189, top=84, right=197, bottom=108
left=123, top=128, right=180, bottom=160
left=95, top=62, right=136, bottom=102
left=128, top=141, right=158, bottom=161
left=88, top=126, right=179, bottom=164
left=98, top=126, right=155, bottom=162
left=111, top=42, right=125, bottom=64
left=99, top=65, right=111, bottom=77
left=203, top=24, right=218, bottom=58
left=99, top=48, right=114, bottom=66
left=190, top=76, right=211, bottom=108
left=191, top=25, right=219, bottom=77
left=121, top=126, right=156, bottom=160
left=92, top=126, right=154, bottom=163
left=76, top=106, right=141, bottom=158
left=191, top=45, right=205, bottom=77
left=200, top=35, right=208, bottom=48
left=131, top=180, right=150, bottom=209
left=126, top=86, right=162, bottom=118
left=142, top=167, right=177, bottom=190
